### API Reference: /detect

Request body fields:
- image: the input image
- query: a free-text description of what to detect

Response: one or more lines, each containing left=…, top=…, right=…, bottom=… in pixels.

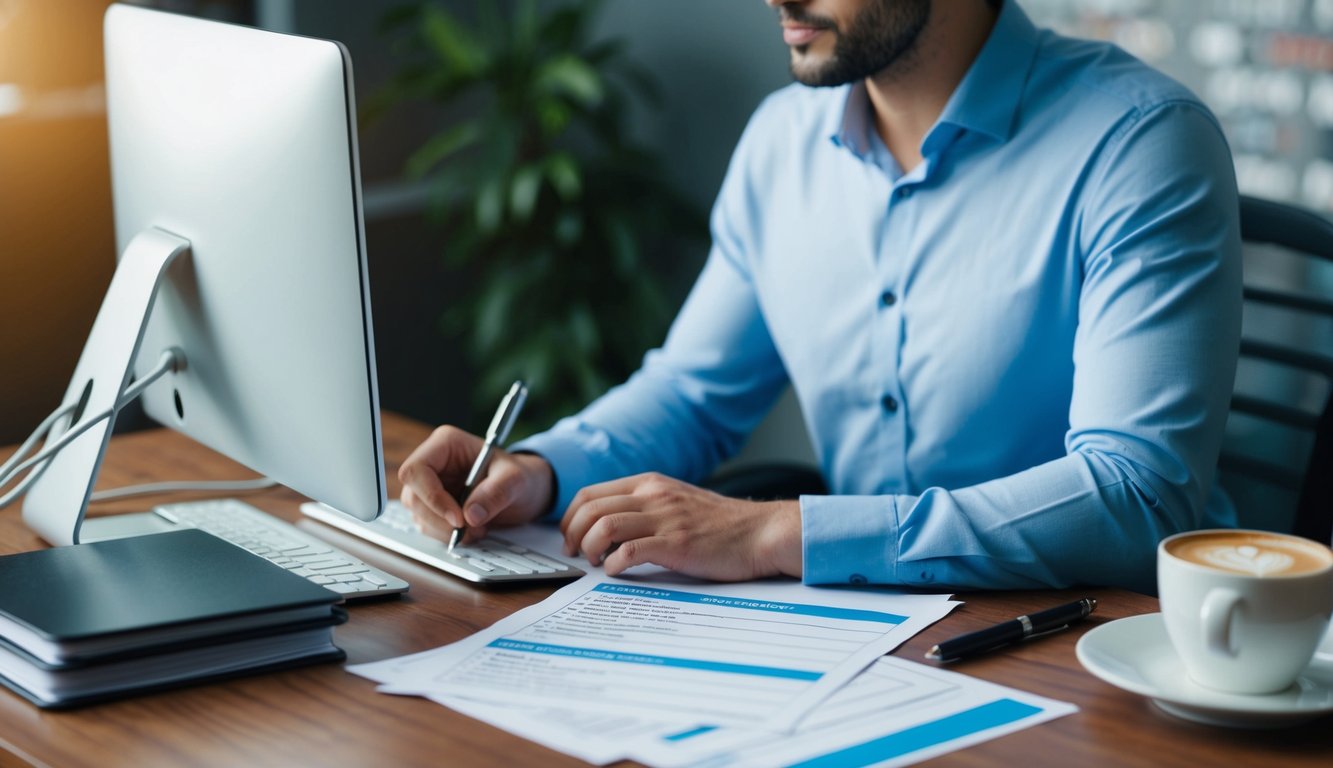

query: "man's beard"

left=784, top=0, right=931, bottom=87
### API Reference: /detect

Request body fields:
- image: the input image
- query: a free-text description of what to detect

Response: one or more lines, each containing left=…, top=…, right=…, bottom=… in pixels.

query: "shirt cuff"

left=800, top=494, right=900, bottom=585
left=507, top=432, right=602, bottom=520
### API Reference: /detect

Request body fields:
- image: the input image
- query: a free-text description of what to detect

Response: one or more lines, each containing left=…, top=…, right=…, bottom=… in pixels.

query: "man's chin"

left=789, top=52, right=831, bottom=88
left=790, top=58, right=842, bottom=88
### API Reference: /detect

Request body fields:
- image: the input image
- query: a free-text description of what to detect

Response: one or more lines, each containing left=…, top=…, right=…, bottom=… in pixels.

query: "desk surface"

left=0, top=412, right=1327, bottom=767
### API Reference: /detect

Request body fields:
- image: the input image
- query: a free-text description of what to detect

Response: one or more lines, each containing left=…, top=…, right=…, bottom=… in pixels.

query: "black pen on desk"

left=448, top=380, right=528, bottom=554
left=925, top=597, right=1097, bottom=662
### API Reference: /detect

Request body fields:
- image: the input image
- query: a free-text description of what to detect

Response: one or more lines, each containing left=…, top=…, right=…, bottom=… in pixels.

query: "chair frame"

left=1227, top=195, right=1333, bottom=543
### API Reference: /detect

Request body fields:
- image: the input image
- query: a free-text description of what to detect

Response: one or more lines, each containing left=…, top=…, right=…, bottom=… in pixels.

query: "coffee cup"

left=1158, top=529, right=1333, bottom=695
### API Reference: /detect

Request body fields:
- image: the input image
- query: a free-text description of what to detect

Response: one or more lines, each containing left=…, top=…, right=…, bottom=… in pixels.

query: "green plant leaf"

left=375, top=0, right=705, bottom=430
left=535, top=55, right=604, bottom=107
left=514, top=0, right=540, bottom=52
left=477, top=2, right=504, bottom=51
left=544, top=152, right=582, bottom=200
left=473, top=274, right=521, bottom=357
left=568, top=305, right=599, bottom=356
left=601, top=215, right=638, bottom=277
left=421, top=4, right=487, bottom=76
left=509, top=164, right=543, bottom=222
left=537, top=99, right=572, bottom=137
left=540, top=0, right=600, bottom=51
left=475, top=176, right=505, bottom=233
left=406, top=122, right=483, bottom=179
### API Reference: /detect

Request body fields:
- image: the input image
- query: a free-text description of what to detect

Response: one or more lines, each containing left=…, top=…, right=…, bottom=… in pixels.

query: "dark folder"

left=0, top=528, right=346, bottom=707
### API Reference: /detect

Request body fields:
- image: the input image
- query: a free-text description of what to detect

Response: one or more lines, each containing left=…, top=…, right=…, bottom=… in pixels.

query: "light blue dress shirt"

left=513, top=1, right=1241, bottom=593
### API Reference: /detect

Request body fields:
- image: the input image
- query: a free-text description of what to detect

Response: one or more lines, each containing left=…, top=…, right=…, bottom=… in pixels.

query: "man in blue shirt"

left=399, top=0, right=1241, bottom=593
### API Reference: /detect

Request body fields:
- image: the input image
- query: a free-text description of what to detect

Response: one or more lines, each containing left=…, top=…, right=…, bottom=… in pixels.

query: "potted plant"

left=371, top=0, right=706, bottom=430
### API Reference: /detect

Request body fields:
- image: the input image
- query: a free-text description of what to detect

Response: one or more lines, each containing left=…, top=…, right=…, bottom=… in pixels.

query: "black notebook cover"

left=0, top=528, right=341, bottom=648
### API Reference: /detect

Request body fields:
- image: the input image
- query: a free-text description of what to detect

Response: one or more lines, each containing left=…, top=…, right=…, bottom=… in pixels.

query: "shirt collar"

left=930, top=0, right=1041, bottom=146
left=829, top=82, right=872, bottom=158
left=828, top=0, right=1042, bottom=157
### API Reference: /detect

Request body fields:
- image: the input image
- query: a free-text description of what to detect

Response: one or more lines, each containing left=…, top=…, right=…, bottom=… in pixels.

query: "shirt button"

left=849, top=574, right=868, bottom=584
left=882, top=395, right=899, bottom=413
left=880, top=291, right=897, bottom=307
left=896, top=187, right=912, bottom=200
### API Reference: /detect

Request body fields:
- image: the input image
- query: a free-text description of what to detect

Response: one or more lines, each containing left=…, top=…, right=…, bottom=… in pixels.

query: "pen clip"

left=486, top=381, right=528, bottom=444
left=1024, top=623, right=1071, bottom=641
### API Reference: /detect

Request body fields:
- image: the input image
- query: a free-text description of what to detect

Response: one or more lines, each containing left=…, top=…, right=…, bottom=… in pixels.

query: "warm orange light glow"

left=0, top=0, right=117, bottom=443
left=0, top=83, right=21, bottom=117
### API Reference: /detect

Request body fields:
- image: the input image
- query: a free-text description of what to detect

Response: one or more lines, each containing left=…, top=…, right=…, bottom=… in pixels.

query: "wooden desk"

left=0, top=412, right=1327, bottom=767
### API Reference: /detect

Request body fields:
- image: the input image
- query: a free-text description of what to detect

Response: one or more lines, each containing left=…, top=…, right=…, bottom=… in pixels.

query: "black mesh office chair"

left=1219, top=195, right=1333, bottom=544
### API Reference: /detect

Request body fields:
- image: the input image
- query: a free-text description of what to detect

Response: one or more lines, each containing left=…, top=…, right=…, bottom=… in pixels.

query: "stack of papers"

left=354, top=525, right=1074, bottom=766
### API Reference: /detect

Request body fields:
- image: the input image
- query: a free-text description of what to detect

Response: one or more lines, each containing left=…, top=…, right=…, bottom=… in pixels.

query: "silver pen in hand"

left=448, top=380, right=528, bottom=553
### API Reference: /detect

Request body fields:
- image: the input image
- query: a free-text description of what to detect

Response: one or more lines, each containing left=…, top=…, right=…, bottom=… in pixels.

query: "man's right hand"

left=397, top=425, right=554, bottom=544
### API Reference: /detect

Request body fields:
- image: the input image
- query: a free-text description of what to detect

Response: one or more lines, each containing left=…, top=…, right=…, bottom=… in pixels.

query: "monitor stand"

left=22, top=227, right=190, bottom=546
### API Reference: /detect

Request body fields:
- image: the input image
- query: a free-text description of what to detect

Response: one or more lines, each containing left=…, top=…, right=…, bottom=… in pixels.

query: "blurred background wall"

left=1, top=1, right=1329, bottom=525
left=0, top=0, right=117, bottom=442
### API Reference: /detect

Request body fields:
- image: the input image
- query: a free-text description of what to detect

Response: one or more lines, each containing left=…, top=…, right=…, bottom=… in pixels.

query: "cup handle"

left=1201, top=588, right=1242, bottom=658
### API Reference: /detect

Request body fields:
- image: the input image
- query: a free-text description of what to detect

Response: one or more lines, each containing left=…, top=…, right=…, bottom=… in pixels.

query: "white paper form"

left=627, top=656, right=1077, bottom=768
left=418, top=696, right=681, bottom=765
left=360, top=576, right=958, bottom=732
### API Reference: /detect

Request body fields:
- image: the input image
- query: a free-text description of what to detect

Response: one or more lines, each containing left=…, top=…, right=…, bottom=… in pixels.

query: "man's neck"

left=865, top=1, right=999, bottom=174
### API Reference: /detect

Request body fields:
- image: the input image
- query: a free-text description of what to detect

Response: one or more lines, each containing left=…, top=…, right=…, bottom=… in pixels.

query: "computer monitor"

left=21, top=4, right=384, bottom=545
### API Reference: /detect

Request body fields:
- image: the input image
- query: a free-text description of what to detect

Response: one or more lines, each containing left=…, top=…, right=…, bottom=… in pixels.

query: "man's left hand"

left=559, top=473, right=803, bottom=580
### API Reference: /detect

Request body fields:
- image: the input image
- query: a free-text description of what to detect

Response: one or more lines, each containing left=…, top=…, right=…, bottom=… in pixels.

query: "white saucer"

left=1076, top=613, right=1333, bottom=728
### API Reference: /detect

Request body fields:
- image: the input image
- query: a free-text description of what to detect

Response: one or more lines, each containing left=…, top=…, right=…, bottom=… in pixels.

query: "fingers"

left=398, top=427, right=555, bottom=546
left=578, top=511, right=662, bottom=567
left=398, top=426, right=479, bottom=529
left=399, top=460, right=462, bottom=527
left=409, top=501, right=488, bottom=545
left=560, top=475, right=652, bottom=536
left=460, top=461, right=521, bottom=527
left=409, top=501, right=453, bottom=541
left=602, top=536, right=678, bottom=576
left=563, top=491, right=646, bottom=557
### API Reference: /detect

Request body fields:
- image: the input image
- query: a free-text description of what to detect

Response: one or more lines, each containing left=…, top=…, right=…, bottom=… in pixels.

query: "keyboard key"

left=317, top=564, right=369, bottom=576
left=299, top=500, right=583, bottom=584
left=498, top=553, right=555, bottom=573
left=300, top=557, right=346, bottom=569
left=522, top=552, right=572, bottom=571
left=305, top=560, right=357, bottom=572
left=474, top=553, right=534, bottom=574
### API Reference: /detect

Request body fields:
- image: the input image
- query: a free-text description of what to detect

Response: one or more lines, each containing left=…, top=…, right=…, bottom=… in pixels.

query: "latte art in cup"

left=1158, top=529, right=1333, bottom=694
left=1164, top=532, right=1332, bottom=577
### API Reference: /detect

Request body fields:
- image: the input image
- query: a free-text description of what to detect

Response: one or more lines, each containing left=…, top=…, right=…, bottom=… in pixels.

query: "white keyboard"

left=153, top=499, right=410, bottom=600
left=300, top=500, right=584, bottom=584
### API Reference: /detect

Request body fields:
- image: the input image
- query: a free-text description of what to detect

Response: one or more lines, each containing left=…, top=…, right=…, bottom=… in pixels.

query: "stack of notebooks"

left=0, top=528, right=346, bottom=708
